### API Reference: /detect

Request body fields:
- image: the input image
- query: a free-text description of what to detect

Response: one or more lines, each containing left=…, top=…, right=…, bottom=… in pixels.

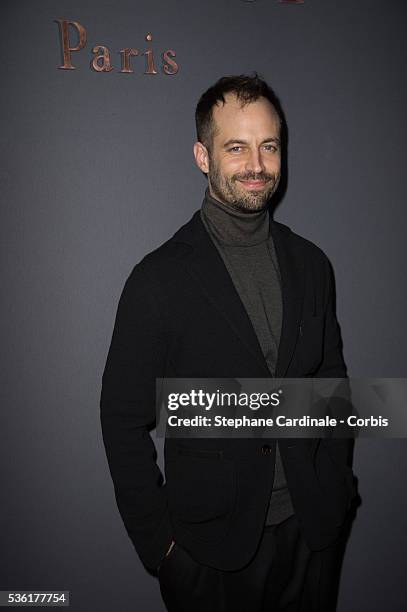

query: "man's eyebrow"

left=222, top=137, right=280, bottom=148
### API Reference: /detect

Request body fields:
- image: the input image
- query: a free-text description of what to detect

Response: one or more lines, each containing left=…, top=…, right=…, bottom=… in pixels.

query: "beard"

left=207, top=157, right=280, bottom=213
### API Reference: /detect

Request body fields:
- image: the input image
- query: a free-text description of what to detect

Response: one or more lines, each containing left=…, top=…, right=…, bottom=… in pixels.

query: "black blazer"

left=100, top=208, right=357, bottom=571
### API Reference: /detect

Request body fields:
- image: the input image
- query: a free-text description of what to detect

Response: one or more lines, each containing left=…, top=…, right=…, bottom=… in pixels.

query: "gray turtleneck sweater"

left=200, top=187, right=294, bottom=526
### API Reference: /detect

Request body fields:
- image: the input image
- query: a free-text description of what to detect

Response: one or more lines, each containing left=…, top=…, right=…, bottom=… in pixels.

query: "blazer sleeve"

left=100, top=262, right=173, bottom=570
left=316, top=255, right=347, bottom=380
left=315, top=255, right=354, bottom=468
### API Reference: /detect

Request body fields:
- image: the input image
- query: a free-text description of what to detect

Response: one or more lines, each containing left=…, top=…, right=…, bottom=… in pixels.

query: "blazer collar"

left=171, top=209, right=305, bottom=378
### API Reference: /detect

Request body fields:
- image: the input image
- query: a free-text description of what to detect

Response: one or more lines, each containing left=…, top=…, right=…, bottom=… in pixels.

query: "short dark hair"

left=195, top=72, right=283, bottom=152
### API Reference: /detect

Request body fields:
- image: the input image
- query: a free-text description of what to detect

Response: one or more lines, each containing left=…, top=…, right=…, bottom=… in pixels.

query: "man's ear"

left=193, top=141, right=210, bottom=174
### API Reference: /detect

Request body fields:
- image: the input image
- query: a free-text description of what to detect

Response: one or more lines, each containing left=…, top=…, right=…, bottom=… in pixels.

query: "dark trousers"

left=158, top=515, right=345, bottom=612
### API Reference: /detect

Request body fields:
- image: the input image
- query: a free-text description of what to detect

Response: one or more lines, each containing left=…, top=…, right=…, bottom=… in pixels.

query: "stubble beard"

left=207, top=156, right=280, bottom=213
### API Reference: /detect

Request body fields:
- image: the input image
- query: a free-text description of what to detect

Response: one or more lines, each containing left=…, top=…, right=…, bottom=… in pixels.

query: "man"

left=100, top=74, right=357, bottom=611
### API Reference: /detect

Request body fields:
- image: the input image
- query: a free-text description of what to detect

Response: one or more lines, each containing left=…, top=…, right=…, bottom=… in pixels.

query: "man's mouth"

left=237, top=179, right=268, bottom=190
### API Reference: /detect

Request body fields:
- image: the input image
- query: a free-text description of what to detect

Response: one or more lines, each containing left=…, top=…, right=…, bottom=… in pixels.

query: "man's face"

left=195, top=93, right=281, bottom=212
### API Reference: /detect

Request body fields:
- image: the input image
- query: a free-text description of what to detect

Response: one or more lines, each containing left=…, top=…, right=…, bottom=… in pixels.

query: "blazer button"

left=261, top=444, right=272, bottom=455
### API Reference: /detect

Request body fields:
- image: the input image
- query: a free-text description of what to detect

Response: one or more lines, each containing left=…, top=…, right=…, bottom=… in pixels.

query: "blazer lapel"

left=271, top=220, right=305, bottom=377
left=172, top=209, right=304, bottom=378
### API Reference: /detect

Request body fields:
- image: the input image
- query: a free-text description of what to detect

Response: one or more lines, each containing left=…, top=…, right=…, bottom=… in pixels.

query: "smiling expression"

left=194, top=93, right=281, bottom=212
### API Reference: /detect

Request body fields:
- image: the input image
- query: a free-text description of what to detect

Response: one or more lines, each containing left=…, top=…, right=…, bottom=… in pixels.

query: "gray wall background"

left=1, top=1, right=406, bottom=610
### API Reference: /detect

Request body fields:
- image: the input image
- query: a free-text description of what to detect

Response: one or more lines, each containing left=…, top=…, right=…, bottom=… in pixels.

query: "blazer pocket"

left=166, top=450, right=236, bottom=542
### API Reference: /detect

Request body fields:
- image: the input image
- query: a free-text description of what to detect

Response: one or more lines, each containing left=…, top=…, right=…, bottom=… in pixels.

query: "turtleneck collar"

left=200, top=186, right=270, bottom=246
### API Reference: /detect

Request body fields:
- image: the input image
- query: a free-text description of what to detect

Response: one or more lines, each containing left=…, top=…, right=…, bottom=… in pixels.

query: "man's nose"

left=245, top=148, right=264, bottom=175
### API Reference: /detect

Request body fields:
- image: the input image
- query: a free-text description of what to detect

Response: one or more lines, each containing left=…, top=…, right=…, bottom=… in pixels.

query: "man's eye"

left=263, top=144, right=277, bottom=152
left=229, top=146, right=243, bottom=153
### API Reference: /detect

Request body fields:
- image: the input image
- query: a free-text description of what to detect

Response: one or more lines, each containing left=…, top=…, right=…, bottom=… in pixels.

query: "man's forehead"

left=213, top=92, right=253, bottom=115
left=211, top=93, right=280, bottom=139
left=212, top=92, right=278, bottom=123
left=219, top=90, right=272, bottom=106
